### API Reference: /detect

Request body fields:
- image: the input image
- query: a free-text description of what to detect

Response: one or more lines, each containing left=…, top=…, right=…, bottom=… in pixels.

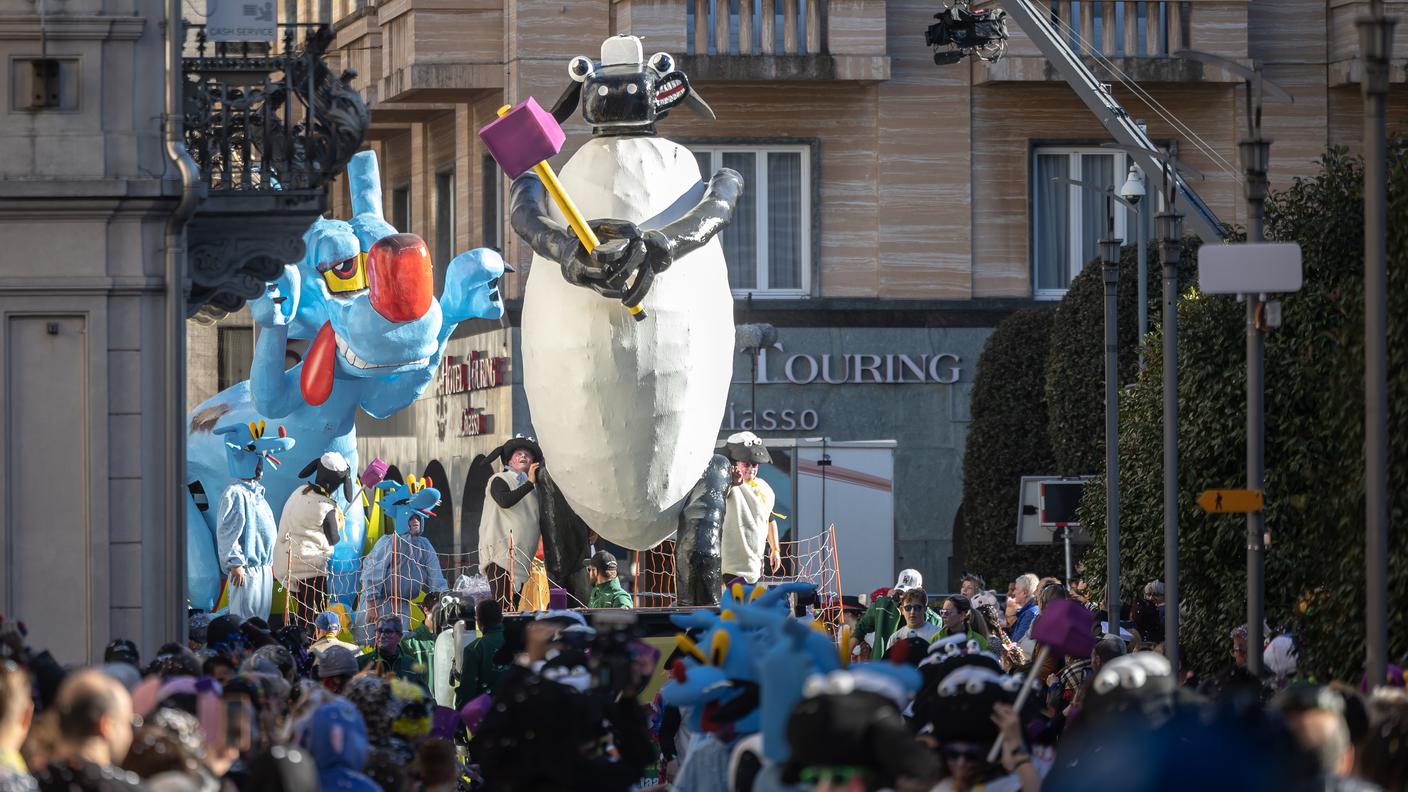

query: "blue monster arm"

left=248, top=325, right=303, bottom=419
left=358, top=369, right=437, bottom=420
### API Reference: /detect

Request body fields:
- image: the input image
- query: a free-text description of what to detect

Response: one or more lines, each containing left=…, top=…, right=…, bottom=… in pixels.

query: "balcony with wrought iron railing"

left=975, top=0, right=1251, bottom=84
left=612, top=0, right=889, bottom=81
left=181, top=22, right=370, bottom=318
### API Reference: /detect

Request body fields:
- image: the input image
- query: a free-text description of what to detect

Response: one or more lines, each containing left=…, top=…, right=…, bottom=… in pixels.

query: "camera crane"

left=926, top=0, right=1228, bottom=242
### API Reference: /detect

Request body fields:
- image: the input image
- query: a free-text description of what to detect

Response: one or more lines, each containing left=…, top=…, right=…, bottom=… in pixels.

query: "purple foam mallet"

left=360, top=458, right=388, bottom=489
left=986, top=598, right=1097, bottom=763
left=478, top=97, right=566, bottom=180
left=1031, top=598, right=1098, bottom=660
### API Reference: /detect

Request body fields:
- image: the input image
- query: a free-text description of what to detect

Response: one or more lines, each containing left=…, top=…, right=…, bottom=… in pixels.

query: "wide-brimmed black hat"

left=781, top=690, right=938, bottom=785
left=724, top=431, right=771, bottom=464
left=499, top=435, right=542, bottom=465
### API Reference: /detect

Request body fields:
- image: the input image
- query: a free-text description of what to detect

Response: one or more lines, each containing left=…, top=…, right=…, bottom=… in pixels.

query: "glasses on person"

left=939, top=609, right=956, bottom=617
left=800, top=766, right=869, bottom=785
left=902, top=604, right=924, bottom=613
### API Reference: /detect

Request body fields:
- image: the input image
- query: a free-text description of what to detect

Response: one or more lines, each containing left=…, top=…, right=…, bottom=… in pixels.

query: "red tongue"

left=301, top=321, right=336, bottom=405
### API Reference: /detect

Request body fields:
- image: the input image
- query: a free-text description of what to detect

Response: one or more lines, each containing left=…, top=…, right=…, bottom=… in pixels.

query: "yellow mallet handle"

left=497, top=105, right=645, bottom=319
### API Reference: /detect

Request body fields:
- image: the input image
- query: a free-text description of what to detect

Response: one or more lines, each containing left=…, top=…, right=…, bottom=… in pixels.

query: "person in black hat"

left=781, top=688, right=938, bottom=791
left=720, top=431, right=781, bottom=584
left=478, top=435, right=543, bottom=609
left=585, top=551, right=633, bottom=609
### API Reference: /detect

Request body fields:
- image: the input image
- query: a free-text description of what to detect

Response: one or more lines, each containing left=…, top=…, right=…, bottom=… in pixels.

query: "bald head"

left=54, top=670, right=134, bottom=763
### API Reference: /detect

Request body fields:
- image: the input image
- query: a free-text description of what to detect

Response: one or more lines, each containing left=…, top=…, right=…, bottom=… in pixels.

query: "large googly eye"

left=568, top=56, right=594, bottom=83
left=649, top=52, right=675, bottom=74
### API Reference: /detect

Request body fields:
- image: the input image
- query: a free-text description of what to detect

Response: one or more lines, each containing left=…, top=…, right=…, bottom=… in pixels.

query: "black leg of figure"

left=675, top=455, right=728, bottom=607
left=537, top=466, right=593, bottom=606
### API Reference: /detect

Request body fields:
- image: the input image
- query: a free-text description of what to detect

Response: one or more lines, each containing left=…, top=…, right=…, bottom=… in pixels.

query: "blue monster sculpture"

left=360, top=476, right=447, bottom=630
left=186, top=150, right=507, bottom=612
left=662, top=583, right=836, bottom=742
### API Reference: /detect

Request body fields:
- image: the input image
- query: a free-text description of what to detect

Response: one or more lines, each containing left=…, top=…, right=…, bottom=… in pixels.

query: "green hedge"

left=1045, top=239, right=1200, bottom=477
left=1078, top=147, right=1408, bottom=680
left=956, top=307, right=1065, bottom=589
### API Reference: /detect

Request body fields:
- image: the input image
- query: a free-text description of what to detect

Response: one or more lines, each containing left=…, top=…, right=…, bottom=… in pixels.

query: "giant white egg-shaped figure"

left=521, top=136, right=734, bottom=549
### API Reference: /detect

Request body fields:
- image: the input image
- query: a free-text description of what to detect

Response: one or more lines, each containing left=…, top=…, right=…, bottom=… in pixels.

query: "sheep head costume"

left=510, top=35, right=743, bottom=605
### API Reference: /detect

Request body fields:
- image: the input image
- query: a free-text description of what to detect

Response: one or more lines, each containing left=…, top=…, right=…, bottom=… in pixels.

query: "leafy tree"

left=1079, top=147, right=1408, bottom=681
left=1045, top=240, right=1200, bottom=477
left=956, top=307, right=1064, bottom=589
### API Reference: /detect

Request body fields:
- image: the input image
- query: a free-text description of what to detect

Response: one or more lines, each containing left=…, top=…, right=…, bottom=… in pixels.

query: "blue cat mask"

left=213, top=420, right=296, bottom=480
left=375, top=475, right=441, bottom=535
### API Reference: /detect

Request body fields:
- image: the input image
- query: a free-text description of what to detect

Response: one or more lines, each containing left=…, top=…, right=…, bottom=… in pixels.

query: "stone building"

left=0, top=0, right=192, bottom=661
left=189, top=0, right=1408, bottom=593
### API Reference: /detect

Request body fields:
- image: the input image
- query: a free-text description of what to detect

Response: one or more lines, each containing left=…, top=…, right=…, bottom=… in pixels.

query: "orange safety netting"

left=272, top=524, right=844, bottom=639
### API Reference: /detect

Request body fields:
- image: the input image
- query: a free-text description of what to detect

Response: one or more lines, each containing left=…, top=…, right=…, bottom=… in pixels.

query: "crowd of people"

left=0, top=559, right=1403, bottom=792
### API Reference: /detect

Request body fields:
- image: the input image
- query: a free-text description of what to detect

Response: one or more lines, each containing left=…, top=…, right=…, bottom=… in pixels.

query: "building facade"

left=0, top=0, right=191, bottom=661
left=191, top=0, right=1408, bottom=593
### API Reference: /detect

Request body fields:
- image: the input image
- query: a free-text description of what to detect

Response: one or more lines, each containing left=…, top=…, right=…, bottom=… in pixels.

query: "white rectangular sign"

left=206, top=0, right=276, bottom=42
left=1198, top=242, right=1303, bottom=294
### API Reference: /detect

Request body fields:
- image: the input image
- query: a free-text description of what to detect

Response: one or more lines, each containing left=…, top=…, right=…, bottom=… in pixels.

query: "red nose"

left=367, top=233, right=433, bottom=322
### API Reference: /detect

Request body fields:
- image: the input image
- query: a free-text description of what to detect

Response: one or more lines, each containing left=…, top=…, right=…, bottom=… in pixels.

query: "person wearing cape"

left=359, top=476, right=447, bottom=631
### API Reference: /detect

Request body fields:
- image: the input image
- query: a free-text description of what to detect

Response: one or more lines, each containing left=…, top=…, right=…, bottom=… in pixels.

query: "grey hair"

left=1144, top=580, right=1165, bottom=598
left=1015, top=573, right=1040, bottom=596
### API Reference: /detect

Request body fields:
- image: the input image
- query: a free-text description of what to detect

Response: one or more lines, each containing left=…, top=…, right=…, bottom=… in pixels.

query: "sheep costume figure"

left=509, top=35, right=743, bottom=605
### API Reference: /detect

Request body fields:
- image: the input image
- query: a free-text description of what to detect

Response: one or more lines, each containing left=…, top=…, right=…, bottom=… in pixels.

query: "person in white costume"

left=274, top=451, right=352, bottom=626
left=478, top=436, right=542, bottom=609
left=719, top=431, right=782, bottom=584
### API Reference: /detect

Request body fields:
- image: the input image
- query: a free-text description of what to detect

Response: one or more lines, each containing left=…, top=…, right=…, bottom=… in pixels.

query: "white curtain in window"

left=767, top=151, right=802, bottom=290
left=1035, top=153, right=1071, bottom=292
left=721, top=151, right=757, bottom=289
left=1080, top=154, right=1115, bottom=269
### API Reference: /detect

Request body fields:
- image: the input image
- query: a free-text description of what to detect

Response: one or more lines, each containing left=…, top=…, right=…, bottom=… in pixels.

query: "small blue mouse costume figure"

left=360, top=475, right=447, bottom=630
left=214, top=420, right=296, bottom=621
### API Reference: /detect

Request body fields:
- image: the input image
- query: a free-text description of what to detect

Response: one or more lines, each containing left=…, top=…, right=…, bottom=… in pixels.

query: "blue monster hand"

left=440, top=248, right=507, bottom=327
left=248, top=265, right=301, bottom=329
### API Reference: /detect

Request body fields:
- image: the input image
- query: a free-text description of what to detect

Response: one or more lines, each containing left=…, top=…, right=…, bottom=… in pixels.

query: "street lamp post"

left=1100, top=221, right=1124, bottom=628
left=1055, top=177, right=1136, bottom=624
left=1156, top=201, right=1183, bottom=677
left=1122, top=164, right=1149, bottom=371
left=1360, top=0, right=1394, bottom=688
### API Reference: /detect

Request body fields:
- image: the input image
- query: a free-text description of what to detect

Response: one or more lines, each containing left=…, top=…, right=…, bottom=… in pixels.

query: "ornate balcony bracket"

left=182, top=24, right=370, bottom=321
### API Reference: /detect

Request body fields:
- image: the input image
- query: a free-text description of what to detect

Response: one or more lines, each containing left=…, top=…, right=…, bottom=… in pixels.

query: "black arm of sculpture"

left=509, top=168, right=744, bottom=300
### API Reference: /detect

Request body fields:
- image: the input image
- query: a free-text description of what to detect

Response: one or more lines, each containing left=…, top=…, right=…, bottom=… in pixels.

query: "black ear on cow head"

left=297, top=459, right=320, bottom=479
left=551, top=81, right=583, bottom=125
left=684, top=87, right=716, bottom=120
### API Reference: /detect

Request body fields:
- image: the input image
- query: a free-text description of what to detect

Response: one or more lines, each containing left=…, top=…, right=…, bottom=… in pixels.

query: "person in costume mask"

left=720, top=432, right=781, bottom=585
left=477, top=436, right=542, bottom=608
left=273, top=451, right=352, bottom=627
left=215, top=421, right=296, bottom=622
left=360, top=477, right=447, bottom=631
